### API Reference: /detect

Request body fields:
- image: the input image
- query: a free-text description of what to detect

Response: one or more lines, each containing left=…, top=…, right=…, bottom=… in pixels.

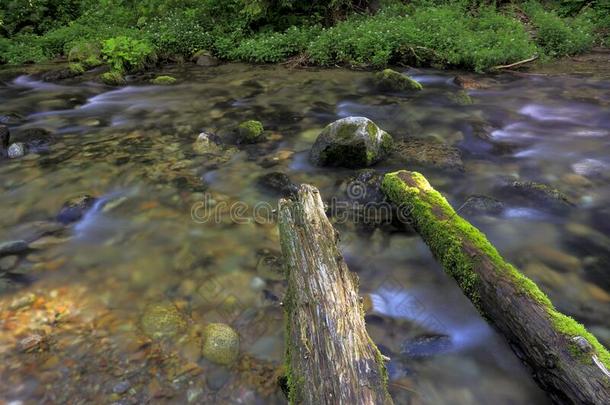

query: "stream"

left=1, top=63, right=609, bottom=404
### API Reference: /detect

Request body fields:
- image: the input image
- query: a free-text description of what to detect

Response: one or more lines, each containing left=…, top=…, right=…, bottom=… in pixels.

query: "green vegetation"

left=151, top=75, right=176, bottom=85
left=0, top=1, right=608, bottom=72
left=237, top=120, right=265, bottom=143
left=381, top=170, right=610, bottom=369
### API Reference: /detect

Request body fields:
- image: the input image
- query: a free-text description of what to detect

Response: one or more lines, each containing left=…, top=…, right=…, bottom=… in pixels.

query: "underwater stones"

left=393, top=138, right=463, bottom=171
left=14, top=127, right=53, bottom=149
left=0, top=240, right=28, bottom=257
left=197, top=272, right=263, bottom=311
left=237, top=120, right=264, bottom=144
left=151, top=75, right=177, bottom=85
left=401, top=334, right=452, bottom=358
left=193, top=132, right=222, bottom=154
left=501, top=181, right=574, bottom=211
left=140, top=301, right=187, bottom=340
left=374, top=69, right=422, bottom=91
left=0, top=124, right=9, bottom=153
left=256, top=252, right=285, bottom=281
left=310, top=117, right=393, bottom=168
left=453, top=75, right=485, bottom=90
left=101, top=71, right=126, bottom=86
left=256, top=172, right=298, bottom=198
left=201, top=323, right=239, bottom=365
left=7, top=142, right=26, bottom=159
left=461, top=195, right=504, bottom=216
left=192, top=50, right=220, bottom=67
left=56, top=194, right=98, bottom=224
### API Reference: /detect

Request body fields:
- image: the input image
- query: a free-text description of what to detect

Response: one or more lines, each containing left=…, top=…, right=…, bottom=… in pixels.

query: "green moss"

left=151, top=75, right=177, bottom=85
left=382, top=170, right=610, bottom=370
left=374, top=69, right=423, bottom=91
left=100, top=70, right=125, bottom=86
left=237, top=120, right=264, bottom=144
left=68, top=62, right=85, bottom=75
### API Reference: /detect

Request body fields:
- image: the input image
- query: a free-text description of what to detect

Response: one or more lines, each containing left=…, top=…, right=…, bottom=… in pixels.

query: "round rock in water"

left=56, top=195, right=98, bottom=224
left=310, top=117, right=393, bottom=168
left=140, top=301, right=187, bottom=340
left=202, top=323, right=240, bottom=365
left=7, top=142, right=26, bottom=159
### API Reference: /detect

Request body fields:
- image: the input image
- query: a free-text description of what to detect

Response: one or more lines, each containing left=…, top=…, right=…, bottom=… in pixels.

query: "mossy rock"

left=310, top=117, right=394, bottom=168
left=151, top=75, right=177, bottom=85
left=201, top=323, right=239, bottom=365
left=69, top=63, right=85, bottom=75
left=100, top=71, right=126, bottom=86
left=374, top=69, right=423, bottom=92
left=237, top=120, right=264, bottom=144
left=140, top=301, right=188, bottom=340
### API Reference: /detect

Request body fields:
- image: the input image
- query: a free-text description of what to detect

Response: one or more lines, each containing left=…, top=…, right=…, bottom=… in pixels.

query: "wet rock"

left=0, top=124, right=9, bottom=155
left=17, top=334, right=44, bottom=352
left=0, top=112, right=24, bottom=125
left=140, top=301, right=188, bottom=339
left=41, top=68, right=81, bottom=82
left=257, top=172, right=298, bottom=198
left=101, top=71, right=126, bottom=86
left=57, top=195, right=98, bottom=224
left=0, top=255, right=18, bottom=271
left=151, top=75, right=177, bottom=85
left=0, top=240, right=28, bottom=257
left=453, top=75, right=486, bottom=89
left=236, top=120, right=264, bottom=144
left=258, top=149, right=294, bottom=168
left=500, top=181, right=574, bottom=211
left=7, top=142, right=26, bottom=158
left=344, top=169, right=386, bottom=206
left=112, top=381, right=131, bottom=395
left=401, top=334, right=452, bottom=358
left=256, top=252, right=285, bottom=281
left=310, top=117, right=393, bottom=168
left=13, top=128, right=53, bottom=149
left=393, top=138, right=463, bottom=171
left=9, top=293, right=36, bottom=310
left=193, top=132, right=222, bottom=154
left=447, top=90, right=473, bottom=106
left=202, top=323, right=240, bottom=365
left=374, top=69, right=422, bottom=91
left=461, top=195, right=504, bottom=216
left=192, top=51, right=220, bottom=67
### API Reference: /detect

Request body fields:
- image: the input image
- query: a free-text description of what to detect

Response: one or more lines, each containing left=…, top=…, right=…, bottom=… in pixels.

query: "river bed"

left=1, top=63, right=609, bottom=404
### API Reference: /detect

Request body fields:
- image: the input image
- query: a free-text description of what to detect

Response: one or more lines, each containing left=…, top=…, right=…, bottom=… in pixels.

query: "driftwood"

left=278, top=184, right=393, bottom=405
left=491, top=55, right=538, bottom=70
left=382, top=170, right=610, bottom=404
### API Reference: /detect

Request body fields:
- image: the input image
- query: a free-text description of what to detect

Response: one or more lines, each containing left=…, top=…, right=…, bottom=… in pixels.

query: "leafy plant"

left=101, top=35, right=155, bottom=72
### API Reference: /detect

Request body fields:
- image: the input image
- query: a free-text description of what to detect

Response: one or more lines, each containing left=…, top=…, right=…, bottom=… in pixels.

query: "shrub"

left=0, top=34, right=47, bottom=65
left=101, top=36, right=155, bottom=72
left=524, top=1, right=594, bottom=56
left=144, top=10, right=213, bottom=58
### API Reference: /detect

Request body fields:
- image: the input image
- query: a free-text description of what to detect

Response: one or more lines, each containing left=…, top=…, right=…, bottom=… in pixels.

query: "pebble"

left=0, top=240, right=28, bottom=256
left=7, top=142, right=26, bottom=158
left=9, top=293, right=37, bottom=310
left=186, top=387, right=204, bottom=403
left=0, top=255, right=18, bottom=271
left=17, top=334, right=43, bottom=352
left=112, top=381, right=131, bottom=395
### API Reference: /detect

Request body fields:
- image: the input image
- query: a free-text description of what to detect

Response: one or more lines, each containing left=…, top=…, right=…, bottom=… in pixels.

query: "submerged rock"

left=193, top=132, right=222, bottom=154
left=7, top=142, right=26, bottom=159
left=237, top=120, right=264, bottom=144
left=202, top=323, right=239, bottom=365
left=0, top=124, right=9, bottom=155
left=500, top=181, right=574, bottom=211
left=192, top=50, right=220, bottom=67
left=256, top=251, right=285, bottom=281
left=13, top=128, right=53, bottom=150
left=257, top=172, right=298, bottom=198
left=140, top=301, right=188, bottom=339
left=310, top=117, right=393, bottom=168
left=56, top=194, right=98, bottom=224
left=461, top=195, right=504, bottom=216
left=453, top=75, right=486, bottom=90
left=151, top=75, right=177, bottom=85
left=101, top=71, right=126, bottom=86
left=401, top=334, right=452, bottom=358
left=0, top=240, right=28, bottom=257
left=374, top=69, right=422, bottom=91
left=393, top=138, right=463, bottom=171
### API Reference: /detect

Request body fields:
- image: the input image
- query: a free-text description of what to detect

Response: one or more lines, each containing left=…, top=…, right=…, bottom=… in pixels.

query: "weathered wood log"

left=382, top=170, right=610, bottom=404
left=278, top=184, right=393, bottom=405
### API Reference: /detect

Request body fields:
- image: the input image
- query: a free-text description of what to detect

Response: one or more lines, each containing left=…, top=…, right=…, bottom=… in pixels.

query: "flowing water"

left=1, top=63, right=609, bottom=404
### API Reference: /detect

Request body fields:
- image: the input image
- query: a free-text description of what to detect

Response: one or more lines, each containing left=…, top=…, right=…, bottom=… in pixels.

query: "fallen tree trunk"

left=278, top=184, right=393, bottom=405
left=382, top=170, right=610, bottom=404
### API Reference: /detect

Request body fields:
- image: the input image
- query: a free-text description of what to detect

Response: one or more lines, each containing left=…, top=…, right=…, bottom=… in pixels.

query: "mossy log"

left=278, top=184, right=393, bottom=405
left=382, top=170, right=610, bottom=404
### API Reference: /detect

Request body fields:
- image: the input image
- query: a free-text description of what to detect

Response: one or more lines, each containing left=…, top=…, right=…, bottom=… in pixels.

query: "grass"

left=0, top=1, right=606, bottom=73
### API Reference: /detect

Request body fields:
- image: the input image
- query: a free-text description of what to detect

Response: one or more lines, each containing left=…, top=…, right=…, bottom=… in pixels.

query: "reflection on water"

left=1, top=63, right=609, bottom=404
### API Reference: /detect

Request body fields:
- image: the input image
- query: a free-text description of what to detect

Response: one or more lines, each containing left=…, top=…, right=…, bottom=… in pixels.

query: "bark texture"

left=278, top=184, right=392, bottom=405
left=382, top=170, right=610, bottom=405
